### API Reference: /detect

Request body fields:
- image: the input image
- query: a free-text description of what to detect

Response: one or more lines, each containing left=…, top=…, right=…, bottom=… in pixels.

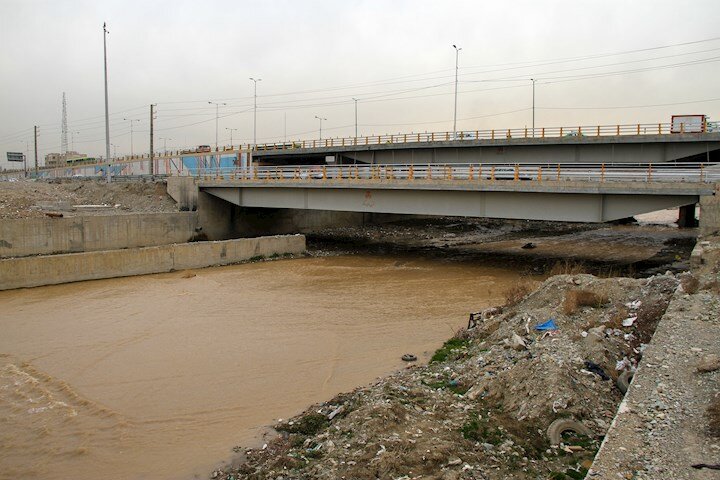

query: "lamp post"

left=352, top=98, right=358, bottom=138
left=208, top=101, right=226, bottom=151
left=159, top=137, right=172, bottom=155
left=452, top=44, right=462, bottom=140
left=315, top=115, right=327, bottom=140
left=103, top=22, right=111, bottom=183
left=225, top=127, right=238, bottom=148
left=530, top=78, right=536, bottom=135
left=123, top=118, right=141, bottom=156
left=249, top=77, right=262, bottom=149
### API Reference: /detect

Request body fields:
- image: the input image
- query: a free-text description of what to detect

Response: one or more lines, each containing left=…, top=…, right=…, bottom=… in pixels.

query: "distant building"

left=45, top=151, right=87, bottom=167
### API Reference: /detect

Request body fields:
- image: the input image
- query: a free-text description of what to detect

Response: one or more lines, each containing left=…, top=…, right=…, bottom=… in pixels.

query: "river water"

left=0, top=255, right=525, bottom=479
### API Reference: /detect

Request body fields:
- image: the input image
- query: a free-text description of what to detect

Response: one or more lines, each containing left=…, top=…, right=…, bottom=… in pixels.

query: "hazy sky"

left=1, top=0, right=719, bottom=168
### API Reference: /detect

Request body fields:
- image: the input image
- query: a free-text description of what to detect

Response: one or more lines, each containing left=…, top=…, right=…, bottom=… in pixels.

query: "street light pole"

left=103, top=22, right=111, bottom=183
left=249, top=77, right=262, bottom=149
left=452, top=44, right=462, bottom=140
left=159, top=137, right=171, bottom=155
left=225, top=127, right=238, bottom=148
left=208, top=101, right=226, bottom=151
left=531, top=78, right=536, bottom=135
left=314, top=115, right=327, bottom=140
left=352, top=98, right=358, bottom=138
left=123, top=118, right=140, bottom=156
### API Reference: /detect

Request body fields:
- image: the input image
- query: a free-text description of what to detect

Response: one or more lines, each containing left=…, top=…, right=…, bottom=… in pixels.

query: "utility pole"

left=249, top=77, right=261, bottom=149
left=33, top=126, right=38, bottom=177
left=352, top=98, right=358, bottom=138
left=225, top=127, right=238, bottom=148
left=315, top=115, right=326, bottom=141
left=124, top=118, right=140, bottom=156
left=149, top=104, right=156, bottom=175
left=208, top=101, right=226, bottom=151
left=452, top=44, right=462, bottom=140
left=103, top=22, right=111, bottom=183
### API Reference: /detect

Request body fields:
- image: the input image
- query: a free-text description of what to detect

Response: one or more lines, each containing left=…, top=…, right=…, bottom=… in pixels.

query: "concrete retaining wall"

left=0, top=234, right=305, bottom=290
left=0, top=212, right=198, bottom=258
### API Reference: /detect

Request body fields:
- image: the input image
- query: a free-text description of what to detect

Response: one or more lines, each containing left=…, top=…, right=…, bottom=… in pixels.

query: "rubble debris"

left=213, top=273, right=680, bottom=479
left=696, top=353, right=720, bottom=373
left=584, top=361, right=610, bottom=381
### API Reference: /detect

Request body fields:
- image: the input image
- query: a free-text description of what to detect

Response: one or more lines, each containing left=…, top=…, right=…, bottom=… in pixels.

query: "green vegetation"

left=460, top=416, right=503, bottom=445
left=549, top=468, right=589, bottom=480
left=430, top=338, right=470, bottom=363
left=277, top=414, right=329, bottom=436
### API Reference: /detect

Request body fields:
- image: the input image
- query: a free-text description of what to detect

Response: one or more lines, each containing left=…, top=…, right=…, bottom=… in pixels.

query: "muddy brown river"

left=0, top=255, right=525, bottom=479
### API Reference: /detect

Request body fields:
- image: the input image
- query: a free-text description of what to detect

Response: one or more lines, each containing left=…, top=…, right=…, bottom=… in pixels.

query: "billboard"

left=671, top=115, right=706, bottom=133
left=7, top=152, right=24, bottom=162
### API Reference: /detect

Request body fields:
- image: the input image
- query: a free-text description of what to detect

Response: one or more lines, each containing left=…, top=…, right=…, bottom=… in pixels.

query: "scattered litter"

left=622, top=316, right=637, bottom=327
left=328, top=406, right=345, bottom=420
left=504, top=333, right=527, bottom=350
left=584, top=361, right=610, bottom=380
left=535, top=319, right=558, bottom=331
left=625, top=300, right=642, bottom=310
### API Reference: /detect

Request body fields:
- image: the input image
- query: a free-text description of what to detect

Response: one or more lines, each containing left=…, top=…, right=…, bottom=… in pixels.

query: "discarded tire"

left=616, top=370, right=634, bottom=394
left=547, top=418, right=592, bottom=445
left=401, top=354, right=417, bottom=362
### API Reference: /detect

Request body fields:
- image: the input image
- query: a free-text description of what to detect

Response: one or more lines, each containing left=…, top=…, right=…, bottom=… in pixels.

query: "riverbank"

left=211, top=268, right=688, bottom=479
left=207, top=215, right=711, bottom=479
left=308, top=214, right=696, bottom=277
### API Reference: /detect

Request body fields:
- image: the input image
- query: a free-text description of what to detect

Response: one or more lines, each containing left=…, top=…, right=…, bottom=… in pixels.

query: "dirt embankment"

left=0, top=178, right=178, bottom=218
left=309, top=216, right=696, bottom=277
left=211, top=268, right=698, bottom=479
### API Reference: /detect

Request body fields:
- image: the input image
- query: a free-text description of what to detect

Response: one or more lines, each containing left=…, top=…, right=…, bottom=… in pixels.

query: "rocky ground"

left=210, top=266, right=700, bottom=479
left=0, top=178, right=178, bottom=218
left=590, top=239, right=720, bottom=479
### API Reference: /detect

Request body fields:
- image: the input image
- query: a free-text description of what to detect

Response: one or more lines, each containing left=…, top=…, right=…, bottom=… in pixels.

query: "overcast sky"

left=1, top=0, right=719, bottom=168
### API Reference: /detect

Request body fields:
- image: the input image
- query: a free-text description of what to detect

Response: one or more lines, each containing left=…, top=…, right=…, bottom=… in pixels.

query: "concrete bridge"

left=251, top=124, right=720, bottom=167
left=165, top=162, right=719, bottom=240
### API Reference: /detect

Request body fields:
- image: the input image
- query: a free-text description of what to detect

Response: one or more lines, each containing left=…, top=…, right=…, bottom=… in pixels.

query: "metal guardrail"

left=193, top=162, right=720, bottom=184
left=252, top=121, right=718, bottom=152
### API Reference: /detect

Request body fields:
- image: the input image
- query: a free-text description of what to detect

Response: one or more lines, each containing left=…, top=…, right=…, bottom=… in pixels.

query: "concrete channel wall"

left=0, top=212, right=199, bottom=258
left=0, top=234, right=305, bottom=290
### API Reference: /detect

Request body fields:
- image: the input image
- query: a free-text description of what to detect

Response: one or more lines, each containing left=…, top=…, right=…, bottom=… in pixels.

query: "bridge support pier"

left=677, top=204, right=699, bottom=228
left=700, top=190, right=720, bottom=237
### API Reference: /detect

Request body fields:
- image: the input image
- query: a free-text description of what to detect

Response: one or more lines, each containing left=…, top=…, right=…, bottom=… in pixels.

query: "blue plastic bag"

left=535, top=319, right=558, bottom=331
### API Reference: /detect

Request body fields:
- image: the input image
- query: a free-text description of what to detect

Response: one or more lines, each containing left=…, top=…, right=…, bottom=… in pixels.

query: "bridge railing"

left=194, top=162, right=720, bottom=184
left=252, top=121, right=718, bottom=152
